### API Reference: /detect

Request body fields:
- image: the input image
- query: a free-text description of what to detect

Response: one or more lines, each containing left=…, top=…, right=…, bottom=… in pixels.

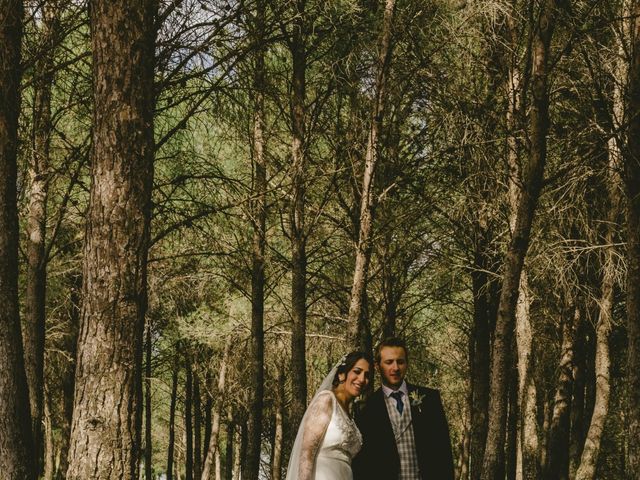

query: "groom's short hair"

left=374, top=337, right=408, bottom=364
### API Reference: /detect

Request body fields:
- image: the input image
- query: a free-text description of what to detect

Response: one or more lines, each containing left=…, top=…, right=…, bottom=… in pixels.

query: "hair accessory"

left=339, top=354, right=347, bottom=367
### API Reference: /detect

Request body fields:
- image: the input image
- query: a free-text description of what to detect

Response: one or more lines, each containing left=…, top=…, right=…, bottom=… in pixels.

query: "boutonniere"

left=409, top=391, right=425, bottom=413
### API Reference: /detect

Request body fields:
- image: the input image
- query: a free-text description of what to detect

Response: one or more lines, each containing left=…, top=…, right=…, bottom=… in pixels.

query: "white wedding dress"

left=286, top=390, right=363, bottom=480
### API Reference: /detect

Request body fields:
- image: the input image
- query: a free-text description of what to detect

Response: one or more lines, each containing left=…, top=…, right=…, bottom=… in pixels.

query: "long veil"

left=284, top=359, right=342, bottom=480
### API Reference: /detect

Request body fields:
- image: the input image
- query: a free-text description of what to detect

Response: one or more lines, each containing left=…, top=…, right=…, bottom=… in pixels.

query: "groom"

left=353, top=337, right=454, bottom=480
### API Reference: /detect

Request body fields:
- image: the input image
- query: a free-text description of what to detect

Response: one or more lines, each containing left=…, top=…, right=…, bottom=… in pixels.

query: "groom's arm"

left=352, top=404, right=372, bottom=480
left=429, top=389, right=455, bottom=480
left=351, top=444, right=369, bottom=480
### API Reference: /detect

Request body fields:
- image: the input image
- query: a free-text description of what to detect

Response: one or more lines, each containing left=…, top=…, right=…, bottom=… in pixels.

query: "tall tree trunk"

left=203, top=374, right=212, bottom=468
left=66, top=0, right=157, bottom=478
left=470, top=232, right=492, bottom=480
left=481, top=2, right=557, bottom=477
left=582, top=318, right=596, bottom=441
left=240, top=422, right=248, bottom=479
left=233, top=421, right=247, bottom=480
left=506, top=348, right=519, bottom=480
left=56, top=271, right=81, bottom=480
left=145, top=318, right=153, bottom=480
left=504, top=11, right=539, bottom=477
left=347, top=0, right=397, bottom=348
left=569, top=313, right=587, bottom=479
left=575, top=149, right=621, bottom=479
left=545, top=304, right=581, bottom=480
left=456, top=415, right=471, bottom=480
left=186, top=354, right=194, bottom=480
left=225, top=413, right=235, bottom=480
left=195, top=372, right=203, bottom=480
left=173, top=432, right=182, bottom=479
left=380, top=233, right=398, bottom=339
left=271, top=369, right=285, bottom=480
left=215, top=440, right=222, bottom=480
left=202, top=339, right=231, bottom=480
left=43, top=386, right=54, bottom=480
left=24, top=5, right=59, bottom=475
left=624, top=0, right=640, bottom=473
left=246, top=1, right=267, bottom=476
left=289, top=0, right=308, bottom=443
left=574, top=267, right=614, bottom=480
left=232, top=427, right=241, bottom=480
left=167, top=355, right=179, bottom=480
left=515, top=274, right=538, bottom=480
left=0, top=1, right=35, bottom=478
left=539, top=394, right=552, bottom=474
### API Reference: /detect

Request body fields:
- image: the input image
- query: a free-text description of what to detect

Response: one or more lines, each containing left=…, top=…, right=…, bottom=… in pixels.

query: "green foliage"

left=15, top=0, right=636, bottom=477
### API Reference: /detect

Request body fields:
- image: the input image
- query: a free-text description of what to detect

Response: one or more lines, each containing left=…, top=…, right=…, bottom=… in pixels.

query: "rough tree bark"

left=456, top=416, right=471, bottom=480
left=539, top=395, right=552, bottom=474
left=347, top=0, right=397, bottom=349
left=506, top=365, right=519, bottom=480
left=215, top=439, right=222, bottom=480
left=194, top=372, right=203, bottom=480
left=225, top=413, right=235, bottom=480
left=145, top=318, right=153, bottom=480
left=515, top=274, right=538, bottom=480
left=23, top=4, right=60, bottom=475
left=167, top=355, right=179, bottom=480
left=43, top=388, right=54, bottom=480
left=544, top=303, right=581, bottom=480
left=186, top=354, right=194, bottom=480
left=201, top=338, right=231, bottom=480
left=203, top=377, right=212, bottom=469
left=469, top=231, right=492, bottom=480
left=0, top=1, right=36, bottom=478
left=288, top=0, right=309, bottom=443
left=380, top=232, right=399, bottom=338
left=245, top=0, right=267, bottom=476
left=480, top=1, right=557, bottom=478
left=624, top=0, right=640, bottom=473
left=65, top=1, right=157, bottom=478
left=233, top=422, right=247, bottom=480
left=568, top=312, right=587, bottom=478
left=271, top=368, right=285, bottom=480
left=582, top=321, right=596, bottom=449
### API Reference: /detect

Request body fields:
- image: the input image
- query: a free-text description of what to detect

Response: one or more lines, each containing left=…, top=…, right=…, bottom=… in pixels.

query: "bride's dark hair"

left=332, top=351, right=373, bottom=387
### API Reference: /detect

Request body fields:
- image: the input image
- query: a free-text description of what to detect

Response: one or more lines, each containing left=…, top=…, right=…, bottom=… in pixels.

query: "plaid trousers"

left=385, top=395, right=421, bottom=480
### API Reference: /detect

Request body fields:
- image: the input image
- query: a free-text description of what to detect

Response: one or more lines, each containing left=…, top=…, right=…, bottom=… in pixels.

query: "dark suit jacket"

left=352, top=384, right=454, bottom=480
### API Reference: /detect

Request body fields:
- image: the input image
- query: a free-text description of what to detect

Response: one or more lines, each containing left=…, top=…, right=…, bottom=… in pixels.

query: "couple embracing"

left=285, top=337, right=455, bottom=480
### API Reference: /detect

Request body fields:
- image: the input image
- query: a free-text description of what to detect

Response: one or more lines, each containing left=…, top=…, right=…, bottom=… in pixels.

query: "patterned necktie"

left=390, top=391, right=404, bottom=415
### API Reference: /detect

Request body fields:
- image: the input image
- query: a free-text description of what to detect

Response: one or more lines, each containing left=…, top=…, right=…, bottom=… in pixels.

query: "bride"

left=286, top=351, right=372, bottom=480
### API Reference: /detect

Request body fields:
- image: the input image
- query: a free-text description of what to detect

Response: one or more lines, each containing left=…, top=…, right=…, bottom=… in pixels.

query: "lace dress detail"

left=287, top=390, right=363, bottom=480
left=311, top=391, right=362, bottom=479
left=332, top=398, right=363, bottom=459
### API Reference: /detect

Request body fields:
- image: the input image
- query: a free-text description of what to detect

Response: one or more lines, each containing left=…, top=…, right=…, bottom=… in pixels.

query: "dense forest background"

left=1, top=0, right=640, bottom=479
